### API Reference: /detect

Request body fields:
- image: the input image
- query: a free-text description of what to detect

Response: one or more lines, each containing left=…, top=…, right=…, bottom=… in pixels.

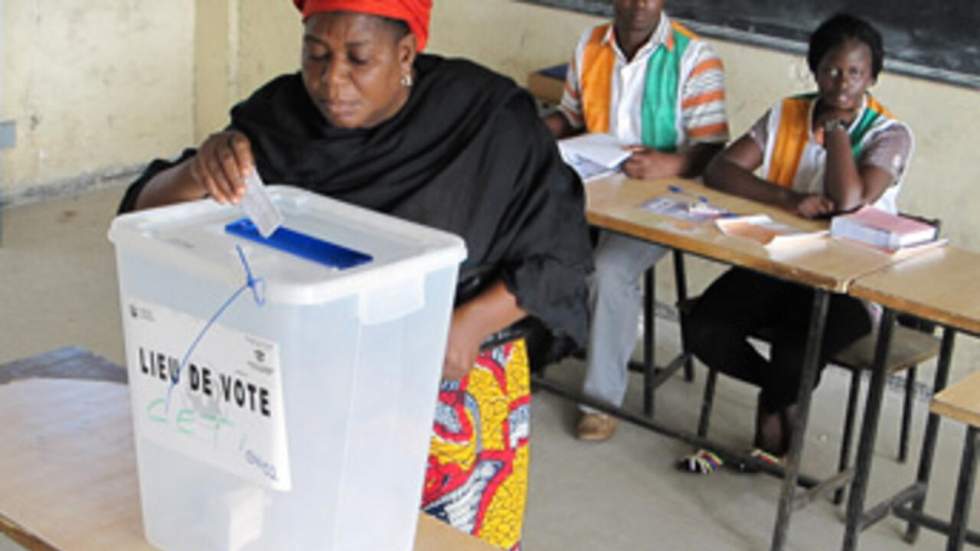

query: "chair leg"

left=672, top=250, right=695, bottom=383
left=642, top=268, right=655, bottom=417
left=835, top=369, right=863, bottom=505
left=899, top=366, right=917, bottom=463
left=905, top=327, right=957, bottom=544
left=697, top=368, right=717, bottom=438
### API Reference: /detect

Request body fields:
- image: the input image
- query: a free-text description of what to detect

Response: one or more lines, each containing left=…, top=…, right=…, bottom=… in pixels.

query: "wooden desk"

left=850, top=247, right=980, bottom=336
left=586, top=177, right=902, bottom=292
left=841, top=246, right=980, bottom=550
left=0, top=361, right=494, bottom=550
left=582, top=176, right=919, bottom=550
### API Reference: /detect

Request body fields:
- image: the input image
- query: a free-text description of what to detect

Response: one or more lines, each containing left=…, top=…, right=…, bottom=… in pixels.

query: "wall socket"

left=0, top=120, right=15, bottom=149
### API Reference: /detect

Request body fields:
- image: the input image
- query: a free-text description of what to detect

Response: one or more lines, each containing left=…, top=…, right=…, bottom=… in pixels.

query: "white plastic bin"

left=109, top=186, right=466, bottom=551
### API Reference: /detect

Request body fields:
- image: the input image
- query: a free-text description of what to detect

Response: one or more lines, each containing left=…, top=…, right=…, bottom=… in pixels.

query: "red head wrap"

left=293, top=0, right=432, bottom=51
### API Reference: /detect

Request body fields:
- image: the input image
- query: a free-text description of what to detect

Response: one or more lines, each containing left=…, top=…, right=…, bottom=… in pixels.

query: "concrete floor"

left=1, top=185, right=972, bottom=550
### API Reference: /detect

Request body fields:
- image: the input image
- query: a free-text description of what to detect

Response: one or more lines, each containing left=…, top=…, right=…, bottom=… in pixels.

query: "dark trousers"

left=687, top=268, right=872, bottom=412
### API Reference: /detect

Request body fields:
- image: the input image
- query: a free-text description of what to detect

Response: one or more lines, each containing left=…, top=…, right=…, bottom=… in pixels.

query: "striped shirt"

left=558, top=13, right=729, bottom=149
left=748, top=93, right=914, bottom=214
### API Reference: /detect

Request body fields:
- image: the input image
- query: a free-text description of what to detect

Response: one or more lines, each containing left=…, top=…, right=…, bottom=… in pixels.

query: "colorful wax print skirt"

left=422, top=338, right=530, bottom=551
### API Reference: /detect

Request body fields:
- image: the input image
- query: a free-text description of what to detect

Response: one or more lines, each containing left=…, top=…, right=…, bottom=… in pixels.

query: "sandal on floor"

left=749, top=448, right=784, bottom=469
left=732, top=448, right=785, bottom=474
left=676, top=448, right=724, bottom=474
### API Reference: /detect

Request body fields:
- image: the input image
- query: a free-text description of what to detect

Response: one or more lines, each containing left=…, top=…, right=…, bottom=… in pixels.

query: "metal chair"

left=627, top=250, right=696, bottom=417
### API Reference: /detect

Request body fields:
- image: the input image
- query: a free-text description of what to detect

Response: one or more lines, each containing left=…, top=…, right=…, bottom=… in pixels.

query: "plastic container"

left=109, top=186, right=466, bottom=551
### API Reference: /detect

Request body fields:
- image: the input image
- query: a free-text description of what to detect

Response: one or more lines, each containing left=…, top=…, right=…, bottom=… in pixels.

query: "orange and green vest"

left=765, top=93, right=898, bottom=188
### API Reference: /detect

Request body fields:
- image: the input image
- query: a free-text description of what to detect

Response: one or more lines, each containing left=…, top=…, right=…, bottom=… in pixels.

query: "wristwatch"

left=823, top=119, right=848, bottom=134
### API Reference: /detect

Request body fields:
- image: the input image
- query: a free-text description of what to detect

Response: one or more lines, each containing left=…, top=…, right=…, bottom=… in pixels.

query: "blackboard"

left=519, top=0, right=980, bottom=89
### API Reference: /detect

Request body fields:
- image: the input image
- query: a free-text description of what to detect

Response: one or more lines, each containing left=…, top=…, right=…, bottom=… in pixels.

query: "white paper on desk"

left=559, top=133, right=631, bottom=166
left=562, top=155, right=619, bottom=182
left=643, top=195, right=730, bottom=222
left=716, top=214, right=828, bottom=250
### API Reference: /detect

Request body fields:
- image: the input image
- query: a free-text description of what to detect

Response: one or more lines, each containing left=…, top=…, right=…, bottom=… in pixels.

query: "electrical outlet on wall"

left=0, top=120, right=15, bottom=149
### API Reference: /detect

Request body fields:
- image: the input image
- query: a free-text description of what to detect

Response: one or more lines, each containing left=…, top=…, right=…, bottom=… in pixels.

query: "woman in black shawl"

left=118, top=2, right=591, bottom=548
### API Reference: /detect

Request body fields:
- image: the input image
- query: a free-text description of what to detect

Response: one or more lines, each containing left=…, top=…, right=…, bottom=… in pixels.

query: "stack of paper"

left=558, top=133, right=631, bottom=182
left=716, top=215, right=828, bottom=250
left=830, top=206, right=938, bottom=251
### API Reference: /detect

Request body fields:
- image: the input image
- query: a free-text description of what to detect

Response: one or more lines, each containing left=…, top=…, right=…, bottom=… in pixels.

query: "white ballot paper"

left=240, top=171, right=283, bottom=238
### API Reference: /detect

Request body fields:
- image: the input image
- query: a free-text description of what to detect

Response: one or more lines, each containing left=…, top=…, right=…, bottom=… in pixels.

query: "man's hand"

left=622, top=146, right=673, bottom=180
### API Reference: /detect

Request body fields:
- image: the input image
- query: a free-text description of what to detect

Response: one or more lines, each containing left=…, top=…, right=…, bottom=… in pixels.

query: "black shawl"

left=120, top=54, right=592, bottom=346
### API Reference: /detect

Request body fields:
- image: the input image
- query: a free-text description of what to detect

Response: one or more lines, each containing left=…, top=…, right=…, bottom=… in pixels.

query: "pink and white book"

left=830, top=206, right=938, bottom=251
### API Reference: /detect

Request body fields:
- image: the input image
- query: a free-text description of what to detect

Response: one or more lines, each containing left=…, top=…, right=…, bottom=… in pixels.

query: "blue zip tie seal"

left=166, top=244, right=266, bottom=413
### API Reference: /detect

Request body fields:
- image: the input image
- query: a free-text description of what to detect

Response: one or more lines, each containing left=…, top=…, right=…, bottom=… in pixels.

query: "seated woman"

left=681, top=13, right=913, bottom=473
left=118, top=1, right=593, bottom=547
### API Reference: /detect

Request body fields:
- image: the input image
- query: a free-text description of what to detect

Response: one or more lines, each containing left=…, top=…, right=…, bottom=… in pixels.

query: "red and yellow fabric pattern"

left=422, top=338, right=531, bottom=551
